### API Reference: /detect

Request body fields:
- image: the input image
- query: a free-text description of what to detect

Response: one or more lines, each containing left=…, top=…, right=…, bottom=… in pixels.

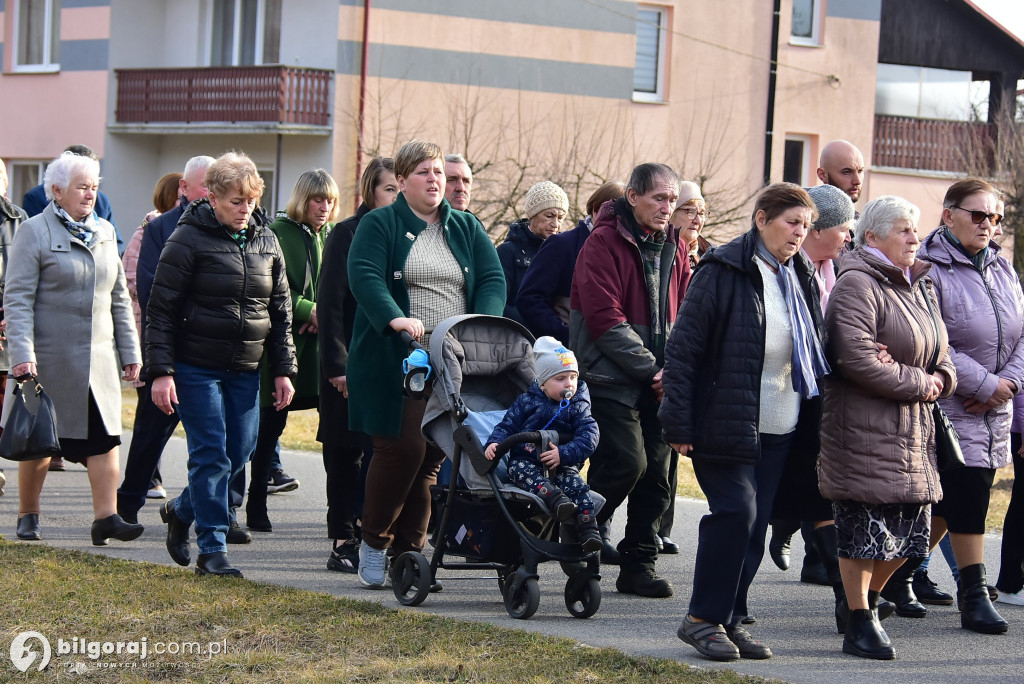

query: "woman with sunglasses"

left=910, top=178, right=1024, bottom=635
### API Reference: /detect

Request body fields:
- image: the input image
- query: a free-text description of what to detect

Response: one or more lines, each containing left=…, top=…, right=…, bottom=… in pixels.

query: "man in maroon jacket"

left=568, top=163, right=690, bottom=597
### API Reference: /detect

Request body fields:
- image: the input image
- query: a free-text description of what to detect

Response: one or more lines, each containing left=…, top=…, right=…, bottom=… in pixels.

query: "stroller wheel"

left=503, top=574, right=540, bottom=619
left=564, top=573, right=601, bottom=619
left=391, top=551, right=432, bottom=606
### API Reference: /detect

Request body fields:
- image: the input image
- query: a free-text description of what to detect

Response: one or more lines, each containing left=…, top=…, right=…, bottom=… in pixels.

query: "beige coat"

left=818, top=249, right=956, bottom=505
left=2, top=208, right=140, bottom=439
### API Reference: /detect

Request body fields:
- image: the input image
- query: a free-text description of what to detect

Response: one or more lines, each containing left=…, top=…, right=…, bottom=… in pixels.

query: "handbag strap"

left=919, top=280, right=942, bottom=375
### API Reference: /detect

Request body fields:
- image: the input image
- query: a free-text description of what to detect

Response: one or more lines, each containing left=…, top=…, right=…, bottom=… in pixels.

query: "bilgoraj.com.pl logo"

left=9, top=631, right=51, bottom=672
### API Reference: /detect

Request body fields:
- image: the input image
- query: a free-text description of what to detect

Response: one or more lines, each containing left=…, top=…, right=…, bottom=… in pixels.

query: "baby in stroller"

left=484, top=337, right=603, bottom=553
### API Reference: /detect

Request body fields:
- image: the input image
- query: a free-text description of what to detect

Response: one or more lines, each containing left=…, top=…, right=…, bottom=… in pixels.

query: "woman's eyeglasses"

left=952, top=205, right=1003, bottom=226
left=677, top=207, right=708, bottom=221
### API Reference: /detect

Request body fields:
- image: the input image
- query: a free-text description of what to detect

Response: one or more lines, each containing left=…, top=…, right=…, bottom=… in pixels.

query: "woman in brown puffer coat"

left=818, top=195, right=956, bottom=660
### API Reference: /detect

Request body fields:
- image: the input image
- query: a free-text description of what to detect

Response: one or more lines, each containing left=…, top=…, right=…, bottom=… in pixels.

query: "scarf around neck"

left=52, top=201, right=101, bottom=246
left=754, top=233, right=830, bottom=398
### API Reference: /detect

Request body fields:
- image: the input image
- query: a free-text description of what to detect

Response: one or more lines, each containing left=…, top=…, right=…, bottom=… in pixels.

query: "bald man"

left=816, top=140, right=864, bottom=204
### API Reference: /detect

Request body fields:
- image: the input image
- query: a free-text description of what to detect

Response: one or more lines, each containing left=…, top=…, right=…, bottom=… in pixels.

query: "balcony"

left=873, top=114, right=994, bottom=175
left=111, top=66, right=333, bottom=135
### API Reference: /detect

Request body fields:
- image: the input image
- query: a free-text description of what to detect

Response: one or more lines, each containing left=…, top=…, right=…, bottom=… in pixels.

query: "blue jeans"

left=171, top=362, right=260, bottom=555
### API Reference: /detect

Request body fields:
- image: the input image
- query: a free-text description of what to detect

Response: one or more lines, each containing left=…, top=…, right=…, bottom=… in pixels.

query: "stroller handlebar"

left=399, top=330, right=424, bottom=350
left=493, top=431, right=573, bottom=459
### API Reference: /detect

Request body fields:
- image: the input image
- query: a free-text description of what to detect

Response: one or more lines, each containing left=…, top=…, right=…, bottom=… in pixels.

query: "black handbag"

left=0, top=376, right=61, bottom=462
left=919, top=282, right=966, bottom=472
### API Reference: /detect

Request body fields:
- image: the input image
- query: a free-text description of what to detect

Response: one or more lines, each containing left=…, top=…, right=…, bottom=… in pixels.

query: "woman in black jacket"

left=660, top=183, right=828, bottom=661
left=317, top=156, right=397, bottom=573
left=147, top=151, right=297, bottom=578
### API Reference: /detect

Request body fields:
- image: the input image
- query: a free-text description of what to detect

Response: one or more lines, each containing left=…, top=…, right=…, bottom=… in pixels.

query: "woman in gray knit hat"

left=497, top=180, right=569, bottom=324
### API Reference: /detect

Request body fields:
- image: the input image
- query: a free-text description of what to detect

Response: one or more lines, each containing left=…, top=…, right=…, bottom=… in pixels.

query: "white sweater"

left=756, top=258, right=801, bottom=435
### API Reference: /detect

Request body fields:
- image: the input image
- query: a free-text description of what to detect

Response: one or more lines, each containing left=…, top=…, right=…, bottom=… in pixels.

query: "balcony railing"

left=115, top=66, right=332, bottom=127
left=873, top=114, right=994, bottom=173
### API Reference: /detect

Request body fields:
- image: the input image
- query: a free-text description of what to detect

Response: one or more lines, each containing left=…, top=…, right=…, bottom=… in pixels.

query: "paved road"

left=3, top=433, right=1022, bottom=683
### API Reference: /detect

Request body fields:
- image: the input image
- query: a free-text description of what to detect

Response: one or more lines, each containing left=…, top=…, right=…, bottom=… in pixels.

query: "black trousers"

left=997, top=432, right=1024, bottom=593
left=117, top=384, right=180, bottom=517
left=246, top=396, right=318, bottom=512
left=689, top=432, right=793, bottom=626
left=587, top=392, right=672, bottom=572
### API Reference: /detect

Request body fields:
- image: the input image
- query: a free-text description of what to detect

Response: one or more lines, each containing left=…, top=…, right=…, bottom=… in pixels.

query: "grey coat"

left=3, top=207, right=140, bottom=438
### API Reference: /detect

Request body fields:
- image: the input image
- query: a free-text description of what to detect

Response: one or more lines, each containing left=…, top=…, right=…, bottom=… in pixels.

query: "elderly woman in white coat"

left=4, top=151, right=142, bottom=545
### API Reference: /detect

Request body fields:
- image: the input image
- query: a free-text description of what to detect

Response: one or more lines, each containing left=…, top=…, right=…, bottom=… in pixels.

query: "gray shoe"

left=677, top=615, right=740, bottom=661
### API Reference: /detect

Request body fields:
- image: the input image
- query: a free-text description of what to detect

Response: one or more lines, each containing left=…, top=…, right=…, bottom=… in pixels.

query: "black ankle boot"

left=814, top=524, right=849, bottom=633
left=196, top=552, right=243, bottom=577
left=538, top=485, right=576, bottom=522
left=880, top=557, right=927, bottom=618
left=599, top=522, right=620, bottom=565
left=245, top=498, right=273, bottom=532
left=91, top=514, right=144, bottom=546
left=842, top=609, right=895, bottom=660
left=868, top=589, right=895, bottom=623
left=160, top=499, right=191, bottom=567
left=576, top=510, right=603, bottom=554
left=959, top=563, right=1008, bottom=634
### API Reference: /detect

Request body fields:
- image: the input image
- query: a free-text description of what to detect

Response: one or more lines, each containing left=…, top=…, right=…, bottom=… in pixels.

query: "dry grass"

left=0, top=541, right=768, bottom=683
left=121, top=389, right=1016, bottom=532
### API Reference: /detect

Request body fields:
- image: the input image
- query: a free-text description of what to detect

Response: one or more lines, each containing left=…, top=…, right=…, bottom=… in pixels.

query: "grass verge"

left=0, top=541, right=768, bottom=683
left=121, top=389, right=1015, bottom=532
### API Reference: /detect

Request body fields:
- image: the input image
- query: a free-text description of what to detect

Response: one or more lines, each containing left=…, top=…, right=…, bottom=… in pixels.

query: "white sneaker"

left=995, top=589, right=1024, bottom=606
left=147, top=486, right=168, bottom=499
left=357, top=541, right=389, bottom=588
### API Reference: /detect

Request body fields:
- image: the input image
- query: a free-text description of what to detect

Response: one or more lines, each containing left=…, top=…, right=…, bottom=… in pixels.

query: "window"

left=13, top=0, right=61, bottom=71
left=210, top=0, right=281, bottom=66
left=7, top=160, right=46, bottom=208
left=791, top=0, right=822, bottom=46
left=633, top=6, right=667, bottom=102
left=783, top=136, right=812, bottom=186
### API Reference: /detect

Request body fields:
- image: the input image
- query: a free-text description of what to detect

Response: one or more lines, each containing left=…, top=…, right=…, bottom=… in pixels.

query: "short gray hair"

left=183, top=155, right=215, bottom=178
left=854, top=195, right=920, bottom=247
left=444, top=153, right=469, bottom=167
left=43, top=151, right=100, bottom=201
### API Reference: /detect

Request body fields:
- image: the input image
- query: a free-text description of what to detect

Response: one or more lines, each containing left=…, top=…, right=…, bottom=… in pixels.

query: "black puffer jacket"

left=659, top=228, right=824, bottom=465
left=496, top=218, right=545, bottom=324
left=145, top=199, right=296, bottom=378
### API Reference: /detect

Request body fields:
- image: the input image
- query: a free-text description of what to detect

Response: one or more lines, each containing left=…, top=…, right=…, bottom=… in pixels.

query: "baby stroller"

left=391, top=314, right=603, bottom=619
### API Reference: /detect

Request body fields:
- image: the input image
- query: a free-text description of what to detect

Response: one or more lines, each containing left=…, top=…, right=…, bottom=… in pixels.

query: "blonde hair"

left=394, top=140, right=444, bottom=180
left=359, top=157, right=396, bottom=210
left=205, top=151, right=264, bottom=200
left=285, top=169, right=340, bottom=225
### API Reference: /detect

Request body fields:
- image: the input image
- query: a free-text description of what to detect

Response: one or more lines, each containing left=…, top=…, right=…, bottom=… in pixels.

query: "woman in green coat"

left=246, top=169, right=340, bottom=530
left=347, top=140, right=505, bottom=588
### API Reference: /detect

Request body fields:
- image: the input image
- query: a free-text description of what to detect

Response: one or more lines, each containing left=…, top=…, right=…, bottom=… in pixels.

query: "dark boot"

left=959, top=563, right=1008, bottom=634
left=842, top=609, right=895, bottom=660
left=913, top=568, right=954, bottom=605
left=537, top=484, right=576, bottom=522
left=836, top=590, right=895, bottom=635
left=599, top=522, right=620, bottom=565
left=815, top=524, right=849, bottom=633
left=576, top=509, right=603, bottom=554
left=160, top=499, right=191, bottom=567
left=196, top=552, right=244, bottom=578
left=91, top=514, right=144, bottom=546
left=768, top=518, right=799, bottom=571
left=245, top=494, right=273, bottom=532
left=868, top=591, right=893, bottom=645
left=800, top=521, right=828, bottom=584
left=880, top=557, right=927, bottom=618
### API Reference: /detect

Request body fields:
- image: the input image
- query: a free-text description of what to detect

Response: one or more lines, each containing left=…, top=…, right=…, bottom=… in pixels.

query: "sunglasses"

left=952, top=205, right=1003, bottom=226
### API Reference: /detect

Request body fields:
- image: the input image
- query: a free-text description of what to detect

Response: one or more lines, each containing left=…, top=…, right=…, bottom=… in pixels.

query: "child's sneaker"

left=538, top=485, right=577, bottom=522
left=357, top=541, right=389, bottom=588
left=576, top=510, right=603, bottom=554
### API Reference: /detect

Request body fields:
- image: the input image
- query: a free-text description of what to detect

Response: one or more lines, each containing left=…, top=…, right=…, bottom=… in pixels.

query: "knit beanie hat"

left=806, top=184, right=855, bottom=231
left=676, top=181, right=704, bottom=208
left=524, top=181, right=569, bottom=219
left=534, top=336, right=578, bottom=386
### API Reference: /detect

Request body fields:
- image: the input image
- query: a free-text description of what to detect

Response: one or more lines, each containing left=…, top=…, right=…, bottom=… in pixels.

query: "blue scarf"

left=52, top=201, right=100, bottom=246
left=754, top=234, right=830, bottom=398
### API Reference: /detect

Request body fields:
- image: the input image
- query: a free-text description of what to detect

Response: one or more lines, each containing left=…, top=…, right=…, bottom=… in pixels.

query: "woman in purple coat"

left=914, top=178, right=1024, bottom=635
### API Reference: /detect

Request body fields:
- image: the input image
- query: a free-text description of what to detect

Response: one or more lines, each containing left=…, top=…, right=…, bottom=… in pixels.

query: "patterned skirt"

left=833, top=500, right=931, bottom=561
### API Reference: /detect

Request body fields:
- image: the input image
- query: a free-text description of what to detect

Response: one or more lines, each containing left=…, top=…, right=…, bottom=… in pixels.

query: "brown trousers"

left=361, top=397, right=445, bottom=553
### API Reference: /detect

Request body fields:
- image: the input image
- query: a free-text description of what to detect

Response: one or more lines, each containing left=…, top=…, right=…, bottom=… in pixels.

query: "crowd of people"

left=0, top=137, right=1022, bottom=662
